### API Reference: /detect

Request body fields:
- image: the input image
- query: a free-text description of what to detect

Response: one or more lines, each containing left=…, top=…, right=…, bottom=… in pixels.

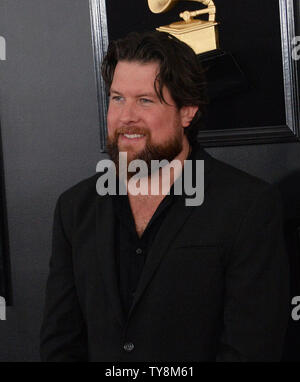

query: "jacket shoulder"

left=203, top=150, right=281, bottom=206
left=195, top=144, right=270, bottom=193
left=210, top=155, right=269, bottom=187
left=56, top=173, right=99, bottom=213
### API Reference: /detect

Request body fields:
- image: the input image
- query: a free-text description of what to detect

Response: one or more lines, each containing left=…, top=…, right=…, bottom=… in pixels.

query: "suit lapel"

left=127, top=144, right=214, bottom=319
left=95, top=145, right=214, bottom=326
left=96, top=194, right=125, bottom=327
left=127, top=195, right=195, bottom=320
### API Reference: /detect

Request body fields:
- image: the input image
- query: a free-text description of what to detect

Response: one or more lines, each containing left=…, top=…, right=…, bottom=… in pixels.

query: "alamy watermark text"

left=96, top=153, right=204, bottom=207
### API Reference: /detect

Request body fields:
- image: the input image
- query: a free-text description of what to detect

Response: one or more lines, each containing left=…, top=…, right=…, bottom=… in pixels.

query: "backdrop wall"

left=0, top=0, right=299, bottom=361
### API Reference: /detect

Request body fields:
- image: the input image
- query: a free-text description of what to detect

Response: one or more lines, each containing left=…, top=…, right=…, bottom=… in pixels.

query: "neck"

left=128, top=136, right=191, bottom=199
left=174, top=136, right=191, bottom=168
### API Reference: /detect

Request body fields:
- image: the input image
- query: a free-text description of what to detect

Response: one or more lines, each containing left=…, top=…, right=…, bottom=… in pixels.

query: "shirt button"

left=123, top=342, right=135, bottom=352
left=136, top=248, right=143, bottom=255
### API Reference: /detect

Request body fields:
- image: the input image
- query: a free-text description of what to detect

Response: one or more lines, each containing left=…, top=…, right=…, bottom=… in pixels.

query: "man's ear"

left=180, top=106, right=199, bottom=128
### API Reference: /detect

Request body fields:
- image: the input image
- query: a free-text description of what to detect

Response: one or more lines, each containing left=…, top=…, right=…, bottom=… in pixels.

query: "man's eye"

left=140, top=98, right=153, bottom=104
left=110, top=95, right=123, bottom=102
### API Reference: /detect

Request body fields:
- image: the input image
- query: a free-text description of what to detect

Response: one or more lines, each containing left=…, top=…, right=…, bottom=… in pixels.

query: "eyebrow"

left=110, top=88, right=156, bottom=98
left=110, top=89, right=122, bottom=95
left=136, top=93, right=156, bottom=98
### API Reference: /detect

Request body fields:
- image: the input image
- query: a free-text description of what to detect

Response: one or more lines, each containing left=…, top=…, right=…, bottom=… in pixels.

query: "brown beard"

left=106, top=128, right=183, bottom=179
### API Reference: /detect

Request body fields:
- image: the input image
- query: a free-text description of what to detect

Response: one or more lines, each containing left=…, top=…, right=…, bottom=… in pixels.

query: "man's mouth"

left=120, top=133, right=145, bottom=140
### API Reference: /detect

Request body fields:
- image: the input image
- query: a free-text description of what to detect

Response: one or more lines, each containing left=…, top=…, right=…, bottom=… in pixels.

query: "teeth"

left=123, top=134, right=144, bottom=139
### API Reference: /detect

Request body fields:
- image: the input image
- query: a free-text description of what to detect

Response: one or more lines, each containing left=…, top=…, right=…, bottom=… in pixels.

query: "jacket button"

left=123, top=342, right=135, bottom=352
left=136, top=248, right=143, bottom=255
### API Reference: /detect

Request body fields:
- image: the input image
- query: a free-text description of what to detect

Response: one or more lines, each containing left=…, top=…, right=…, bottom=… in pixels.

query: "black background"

left=106, top=0, right=286, bottom=131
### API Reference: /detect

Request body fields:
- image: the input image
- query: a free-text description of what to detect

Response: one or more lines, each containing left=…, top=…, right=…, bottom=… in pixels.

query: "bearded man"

left=40, top=31, right=289, bottom=362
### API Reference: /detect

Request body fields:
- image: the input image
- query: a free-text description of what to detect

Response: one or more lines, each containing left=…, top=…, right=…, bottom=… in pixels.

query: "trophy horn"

left=148, top=0, right=179, bottom=14
left=148, top=0, right=216, bottom=18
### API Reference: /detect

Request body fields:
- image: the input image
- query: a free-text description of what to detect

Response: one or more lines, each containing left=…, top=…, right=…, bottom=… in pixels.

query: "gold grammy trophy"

left=148, top=0, right=219, bottom=54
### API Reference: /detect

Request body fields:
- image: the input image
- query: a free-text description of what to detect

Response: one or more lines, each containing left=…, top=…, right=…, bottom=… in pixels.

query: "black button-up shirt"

left=113, top=188, right=175, bottom=317
left=113, top=147, right=194, bottom=317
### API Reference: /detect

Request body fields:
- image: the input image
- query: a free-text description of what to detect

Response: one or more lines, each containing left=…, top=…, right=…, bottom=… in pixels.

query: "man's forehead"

left=111, top=61, right=160, bottom=95
left=112, top=60, right=159, bottom=81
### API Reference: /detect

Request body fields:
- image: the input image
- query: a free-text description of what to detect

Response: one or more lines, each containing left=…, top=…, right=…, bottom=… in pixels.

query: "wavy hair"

left=101, top=31, right=208, bottom=145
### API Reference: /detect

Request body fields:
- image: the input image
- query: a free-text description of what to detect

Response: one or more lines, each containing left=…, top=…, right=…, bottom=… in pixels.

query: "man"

left=40, top=31, right=289, bottom=361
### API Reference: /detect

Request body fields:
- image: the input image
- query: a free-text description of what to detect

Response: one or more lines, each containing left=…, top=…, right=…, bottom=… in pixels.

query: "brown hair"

left=101, top=31, right=208, bottom=145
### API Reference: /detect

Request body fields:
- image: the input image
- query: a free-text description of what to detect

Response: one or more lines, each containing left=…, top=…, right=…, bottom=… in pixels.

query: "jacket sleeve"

left=216, top=186, right=290, bottom=361
left=40, top=194, right=88, bottom=361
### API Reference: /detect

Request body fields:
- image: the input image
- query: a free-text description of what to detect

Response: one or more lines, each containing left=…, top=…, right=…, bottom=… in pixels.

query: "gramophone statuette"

left=148, top=0, right=219, bottom=54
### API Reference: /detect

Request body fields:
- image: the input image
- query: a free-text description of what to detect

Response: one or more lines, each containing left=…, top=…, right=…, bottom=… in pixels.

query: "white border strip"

left=89, top=0, right=109, bottom=152
left=279, top=0, right=299, bottom=135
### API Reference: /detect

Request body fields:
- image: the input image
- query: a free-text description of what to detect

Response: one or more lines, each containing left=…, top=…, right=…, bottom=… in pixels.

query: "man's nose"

left=119, top=101, right=139, bottom=124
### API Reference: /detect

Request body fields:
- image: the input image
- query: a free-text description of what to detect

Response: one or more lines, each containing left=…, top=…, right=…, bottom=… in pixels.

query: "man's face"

left=106, top=60, right=194, bottom=169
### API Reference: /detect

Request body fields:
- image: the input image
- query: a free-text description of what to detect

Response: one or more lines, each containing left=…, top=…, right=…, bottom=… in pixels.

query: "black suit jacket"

left=40, top=145, right=289, bottom=361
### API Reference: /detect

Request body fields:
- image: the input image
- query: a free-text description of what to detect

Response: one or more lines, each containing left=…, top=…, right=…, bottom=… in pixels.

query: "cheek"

left=107, top=108, right=117, bottom=133
left=148, top=111, right=170, bottom=129
left=152, top=112, right=180, bottom=134
left=107, top=106, right=114, bottom=124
